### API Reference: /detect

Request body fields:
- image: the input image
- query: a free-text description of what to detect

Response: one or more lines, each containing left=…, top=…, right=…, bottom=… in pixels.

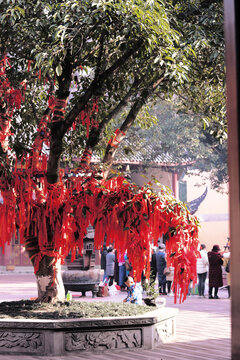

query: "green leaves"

left=56, top=64, right=62, bottom=77
left=0, top=0, right=226, bottom=190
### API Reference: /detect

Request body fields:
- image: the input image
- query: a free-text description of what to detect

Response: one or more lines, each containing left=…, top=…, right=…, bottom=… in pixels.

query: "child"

left=123, top=276, right=143, bottom=305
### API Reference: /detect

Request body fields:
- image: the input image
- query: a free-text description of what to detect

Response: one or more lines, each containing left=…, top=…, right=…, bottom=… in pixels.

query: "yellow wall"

left=184, top=173, right=229, bottom=252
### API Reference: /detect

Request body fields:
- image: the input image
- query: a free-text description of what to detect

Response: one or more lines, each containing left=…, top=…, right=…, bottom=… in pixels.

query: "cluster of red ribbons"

left=74, top=99, right=99, bottom=137
left=0, top=56, right=200, bottom=303
left=108, top=128, right=126, bottom=148
left=1, top=165, right=200, bottom=302
left=0, top=56, right=25, bottom=152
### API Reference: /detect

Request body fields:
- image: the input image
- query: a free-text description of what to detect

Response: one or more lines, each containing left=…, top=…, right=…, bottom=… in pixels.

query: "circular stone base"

left=0, top=307, right=178, bottom=356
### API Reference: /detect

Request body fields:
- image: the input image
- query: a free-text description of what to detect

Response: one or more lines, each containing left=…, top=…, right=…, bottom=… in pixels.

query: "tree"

left=119, top=0, right=227, bottom=190
left=120, top=101, right=228, bottom=191
left=159, top=0, right=227, bottom=189
left=0, top=0, right=223, bottom=303
left=171, top=0, right=226, bottom=142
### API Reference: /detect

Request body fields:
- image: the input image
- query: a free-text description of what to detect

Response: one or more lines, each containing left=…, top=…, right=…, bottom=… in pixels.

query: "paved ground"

left=0, top=273, right=231, bottom=360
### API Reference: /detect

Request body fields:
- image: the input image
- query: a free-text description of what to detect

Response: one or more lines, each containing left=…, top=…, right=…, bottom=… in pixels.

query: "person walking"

left=106, top=246, right=115, bottom=286
left=197, top=244, right=209, bottom=297
left=156, top=243, right=167, bottom=295
left=208, top=244, right=223, bottom=299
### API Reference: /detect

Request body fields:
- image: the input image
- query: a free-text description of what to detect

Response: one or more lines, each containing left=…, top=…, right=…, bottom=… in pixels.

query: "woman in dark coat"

left=208, top=245, right=223, bottom=299
left=150, top=249, right=157, bottom=286
left=100, top=245, right=108, bottom=281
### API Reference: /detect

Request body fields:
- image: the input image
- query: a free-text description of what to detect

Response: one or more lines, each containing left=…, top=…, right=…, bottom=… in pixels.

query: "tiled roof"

left=187, top=187, right=208, bottom=215
left=87, top=138, right=193, bottom=167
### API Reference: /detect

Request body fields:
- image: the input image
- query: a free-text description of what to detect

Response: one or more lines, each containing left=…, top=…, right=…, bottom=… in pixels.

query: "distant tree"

left=171, top=0, right=226, bottom=142
left=120, top=101, right=227, bottom=191
left=115, top=0, right=226, bottom=190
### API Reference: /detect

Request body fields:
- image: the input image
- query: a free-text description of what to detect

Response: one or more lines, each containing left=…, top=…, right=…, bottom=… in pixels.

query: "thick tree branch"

left=77, top=77, right=142, bottom=170
left=62, top=39, right=143, bottom=135
left=95, top=31, right=106, bottom=79
left=47, top=53, right=73, bottom=184
left=102, top=76, right=165, bottom=176
left=85, top=77, right=141, bottom=152
left=47, top=38, right=144, bottom=183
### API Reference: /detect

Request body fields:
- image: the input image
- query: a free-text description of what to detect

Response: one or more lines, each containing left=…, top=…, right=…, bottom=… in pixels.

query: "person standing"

left=124, top=251, right=132, bottom=277
left=100, top=245, right=108, bottom=282
left=197, top=244, right=209, bottom=297
left=106, top=246, right=115, bottom=286
left=166, top=266, right=174, bottom=295
left=156, top=244, right=167, bottom=295
left=114, top=249, right=119, bottom=285
left=223, top=245, right=231, bottom=298
left=150, top=247, right=157, bottom=286
left=208, top=244, right=223, bottom=299
left=118, top=252, right=126, bottom=291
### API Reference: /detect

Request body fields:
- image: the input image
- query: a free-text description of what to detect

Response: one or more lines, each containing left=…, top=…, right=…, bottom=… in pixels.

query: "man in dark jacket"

left=100, top=245, right=108, bottom=281
left=208, top=244, right=223, bottom=299
left=156, top=243, right=167, bottom=295
left=150, top=248, right=157, bottom=286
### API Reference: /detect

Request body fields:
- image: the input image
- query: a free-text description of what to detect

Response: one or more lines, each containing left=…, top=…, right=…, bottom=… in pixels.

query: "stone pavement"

left=0, top=273, right=231, bottom=360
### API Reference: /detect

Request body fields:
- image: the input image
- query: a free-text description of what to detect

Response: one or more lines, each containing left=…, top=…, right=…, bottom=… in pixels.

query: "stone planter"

left=0, top=307, right=178, bottom=356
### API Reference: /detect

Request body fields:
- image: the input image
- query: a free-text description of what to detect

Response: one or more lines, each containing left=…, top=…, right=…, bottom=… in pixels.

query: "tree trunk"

left=35, top=257, right=65, bottom=303
left=25, top=236, right=65, bottom=303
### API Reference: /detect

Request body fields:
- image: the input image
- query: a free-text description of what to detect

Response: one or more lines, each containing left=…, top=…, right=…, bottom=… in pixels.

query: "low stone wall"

left=0, top=307, right=178, bottom=356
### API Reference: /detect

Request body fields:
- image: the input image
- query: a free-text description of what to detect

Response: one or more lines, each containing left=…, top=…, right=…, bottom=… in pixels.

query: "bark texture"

left=36, top=259, right=65, bottom=303
left=25, top=233, right=65, bottom=303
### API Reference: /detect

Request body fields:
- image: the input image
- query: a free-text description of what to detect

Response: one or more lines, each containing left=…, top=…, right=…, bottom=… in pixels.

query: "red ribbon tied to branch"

left=108, top=128, right=126, bottom=148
